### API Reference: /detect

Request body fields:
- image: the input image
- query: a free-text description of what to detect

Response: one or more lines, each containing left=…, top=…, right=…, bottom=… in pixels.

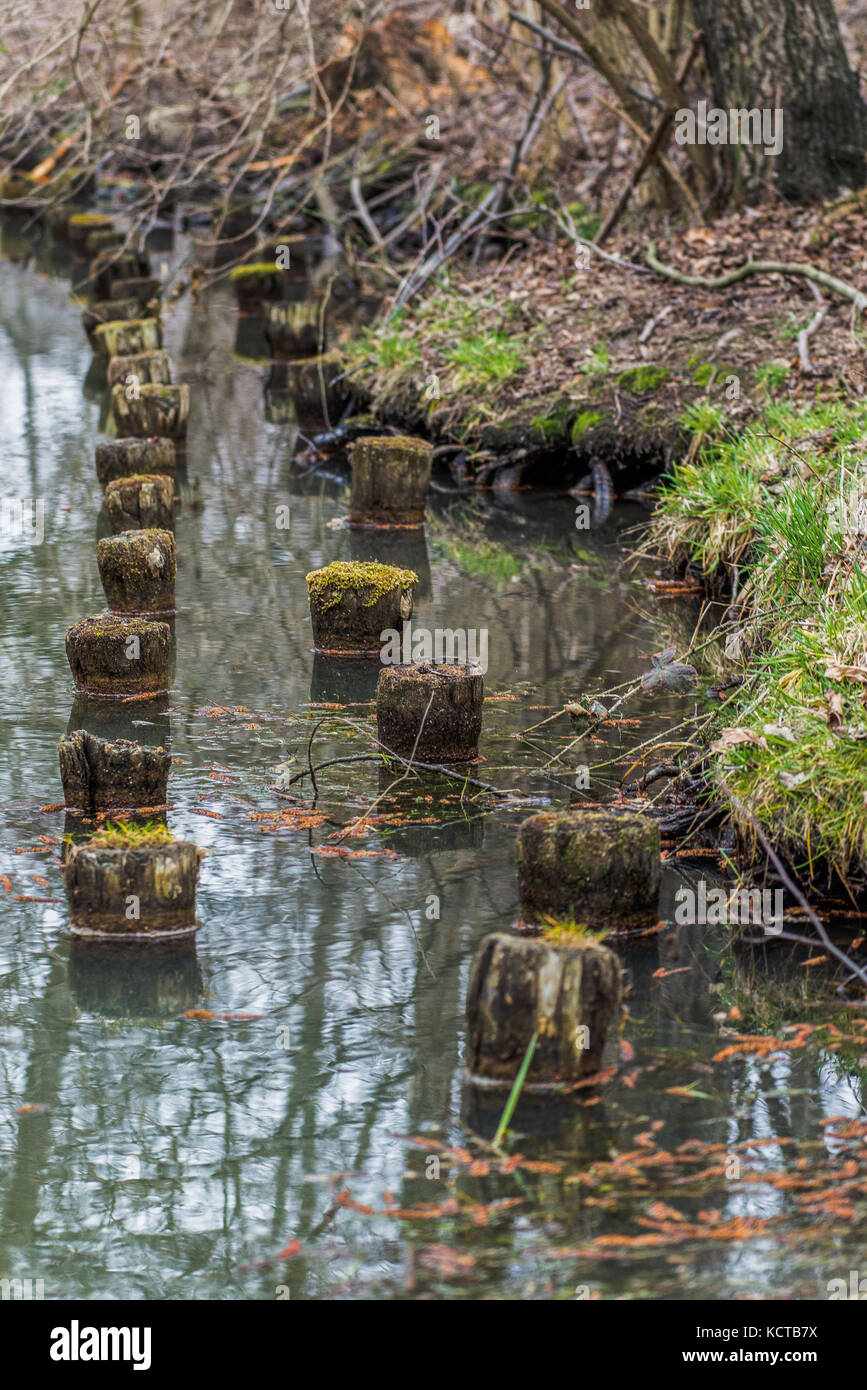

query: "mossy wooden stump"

left=88, top=248, right=150, bottom=299
left=59, top=730, right=171, bottom=814
left=107, top=350, right=172, bottom=391
left=111, top=383, right=189, bottom=440
left=348, top=435, right=433, bottom=528
left=108, top=275, right=161, bottom=306
left=465, top=932, right=622, bottom=1087
left=97, top=529, right=176, bottom=614
left=104, top=474, right=174, bottom=532
left=68, top=211, right=115, bottom=250
left=230, top=262, right=285, bottom=306
left=63, top=832, right=202, bottom=942
left=285, top=351, right=350, bottom=420
left=377, top=662, right=483, bottom=763
left=516, top=810, right=661, bottom=929
left=84, top=227, right=125, bottom=258
left=66, top=616, right=171, bottom=697
left=93, top=317, right=162, bottom=359
left=306, top=560, right=417, bottom=656
left=265, top=300, right=324, bottom=359
left=96, top=437, right=175, bottom=490
left=83, top=299, right=145, bottom=348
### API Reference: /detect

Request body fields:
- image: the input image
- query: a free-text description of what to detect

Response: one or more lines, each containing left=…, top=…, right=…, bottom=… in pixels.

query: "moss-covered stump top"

left=516, top=809, right=661, bottom=929
left=306, top=560, right=418, bottom=612
left=68, top=211, right=115, bottom=243
left=63, top=830, right=203, bottom=936
left=66, top=615, right=171, bottom=697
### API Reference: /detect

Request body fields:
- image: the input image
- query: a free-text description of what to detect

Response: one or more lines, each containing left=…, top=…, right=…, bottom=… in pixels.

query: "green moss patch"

left=306, top=560, right=418, bottom=610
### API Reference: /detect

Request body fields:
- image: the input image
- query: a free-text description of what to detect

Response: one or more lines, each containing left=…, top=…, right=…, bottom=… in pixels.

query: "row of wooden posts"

left=50, top=212, right=660, bottom=1091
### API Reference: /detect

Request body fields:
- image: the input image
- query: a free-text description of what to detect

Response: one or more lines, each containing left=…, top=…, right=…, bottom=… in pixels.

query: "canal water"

left=0, top=216, right=863, bottom=1301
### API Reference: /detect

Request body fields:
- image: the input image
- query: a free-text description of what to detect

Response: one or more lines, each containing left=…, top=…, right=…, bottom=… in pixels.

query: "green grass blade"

left=492, top=1031, right=538, bottom=1149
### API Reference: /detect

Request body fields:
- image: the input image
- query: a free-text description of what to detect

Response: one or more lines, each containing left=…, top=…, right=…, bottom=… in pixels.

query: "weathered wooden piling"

left=93, top=317, right=162, bottom=359
left=66, top=615, right=171, bottom=697
left=516, top=809, right=661, bottom=928
left=377, top=662, right=483, bottom=763
left=230, top=262, right=284, bottom=306
left=347, top=435, right=433, bottom=528
left=59, top=729, right=171, bottom=814
left=96, top=437, right=175, bottom=490
left=111, top=383, right=189, bottom=439
left=68, top=211, right=115, bottom=250
left=106, top=349, right=173, bottom=390
left=465, top=931, right=623, bottom=1086
left=84, top=227, right=126, bottom=258
left=88, top=247, right=151, bottom=299
left=63, top=826, right=202, bottom=941
left=306, top=560, right=417, bottom=655
left=97, top=529, right=176, bottom=614
left=83, top=299, right=146, bottom=348
left=265, top=300, right=324, bottom=359
left=104, top=474, right=175, bottom=532
left=108, top=276, right=161, bottom=306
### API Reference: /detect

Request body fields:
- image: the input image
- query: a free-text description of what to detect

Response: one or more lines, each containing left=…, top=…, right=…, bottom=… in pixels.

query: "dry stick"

left=798, top=281, right=829, bottom=375
left=596, top=29, right=704, bottom=247
left=645, top=242, right=867, bottom=320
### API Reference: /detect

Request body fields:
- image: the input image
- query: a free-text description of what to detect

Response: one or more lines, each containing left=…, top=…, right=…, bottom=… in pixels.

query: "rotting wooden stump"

left=62, top=832, right=203, bottom=941
left=306, top=560, right=417, bottom=656
left=111, top=383, right=189, bottom=440
left=230, top=262, right=284, bottom=306
left=84, top=227, right=125, bottom=258
left=83, top=299, right=145, bottom=347
left=59, top=729, right=171, bottom=814
left=107, top=349, right=172, bottom=391
left=284, top=351, right=350, bottom=420
left=88, top=248, right=150, bottom=299
left=68, top=211, right=115, bottom=250
left=516, top=809, right=661, bottom=929
left=97, top=529, right=176, bottom=614
left=265, top=300, right=324, bottom=359
left=96, top=437, right=175, bottom=490
left=93, top=317, right=162, bottom=359
left=104, top=474, right=174, bottom=532
left=66, top=615, right=171, bottom=697
left=465, top=931, right=622, bottom=1086
left=377, top=662, right=483, bottom=763
left=348, top=435, right=433, bottom=528
left=107, top=276, right=161, bottom=306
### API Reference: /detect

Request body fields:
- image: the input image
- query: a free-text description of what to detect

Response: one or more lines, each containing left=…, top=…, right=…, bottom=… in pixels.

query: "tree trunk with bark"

left=691, top=0, right=867, bottom=203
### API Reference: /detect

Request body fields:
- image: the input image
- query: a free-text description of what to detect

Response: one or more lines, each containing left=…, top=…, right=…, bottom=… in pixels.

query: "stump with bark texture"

left=107, top=350, right=172, bottom=391
left=68, top=211, right=115, bottom=249
left=466, top=931, right=622, bottom=1085
left=63, top=838, right=202, bottom=939
left=284, top=350, right=350, bottom=420
left=104, top=474, right=174, bottom=533
left=59, top=730, right=171, bottom=813
left=348, top=436, right=433, bottom=527
left=66, top=615, right=171, bottom=697
left=83, top=299, right=144, bottom=347
left=377, top=662, right=483, bottom=762
left=306, top=560, right=417, bottom=655
left=111, top=383, right=189, bottom=440
left=265, top=300, right=324, bottom=358
left=96, top=437, right=175, bottom=490
left=516, top=810, right=661, bottom=928
left=107, top=276, right=161, bottom=306
left=97, top=529, right=176, bottom=614
left=84, top=227, right=125, bottom=258
left=93, top=317, right=162, bottom=359
left=88, top=248, right=150, bottom=299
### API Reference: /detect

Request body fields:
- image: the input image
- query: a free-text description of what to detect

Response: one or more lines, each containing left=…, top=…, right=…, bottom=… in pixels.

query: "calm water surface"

left=0, top=218, right=864, bottom=1301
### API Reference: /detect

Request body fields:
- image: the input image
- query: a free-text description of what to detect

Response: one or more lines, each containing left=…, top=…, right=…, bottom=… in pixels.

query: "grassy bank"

left=650, top=398, right=867, bottom=895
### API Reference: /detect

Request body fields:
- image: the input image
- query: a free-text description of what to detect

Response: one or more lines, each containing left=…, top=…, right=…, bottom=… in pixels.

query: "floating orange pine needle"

left=311, top=845, right=397, bottom=859
left=418, top=1244, right=476, bottom=1276
left=0, top=876, right=12, bottom=892
left=276, top=1239, right=301, bottom=1259
left=17, top=1103, right=49, bottom=1115
left=620, top=1040, right=635, bottom=1062
left=31, top=876, right=50, bottom=887
left=652, top=966, right=693, bottom=978
left=14, top=895, right=61, bottom=903
left=801, top=954, right=828, bottom=967
left=192, top=808, right=223, bottom=819
left=184, top=1009, right=215, bottom=1020
left=38, top=804, right=64, bottom=813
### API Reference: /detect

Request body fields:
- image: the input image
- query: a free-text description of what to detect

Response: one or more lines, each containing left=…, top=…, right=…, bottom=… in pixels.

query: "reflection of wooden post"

left=466, top=932, right=622, bottom=1084
left=377, top=663, right=483, bottom=762
left=516, top=810, right=661, bottom=928
left=59, top=730, right=171, bottom=813
left=348, top=436, right=433, bottom=528
left=97, top=529, right=176, bottom=615
left=306, top=561, right=417, bottom=655
left=265, top=300, right=325, bottom=359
